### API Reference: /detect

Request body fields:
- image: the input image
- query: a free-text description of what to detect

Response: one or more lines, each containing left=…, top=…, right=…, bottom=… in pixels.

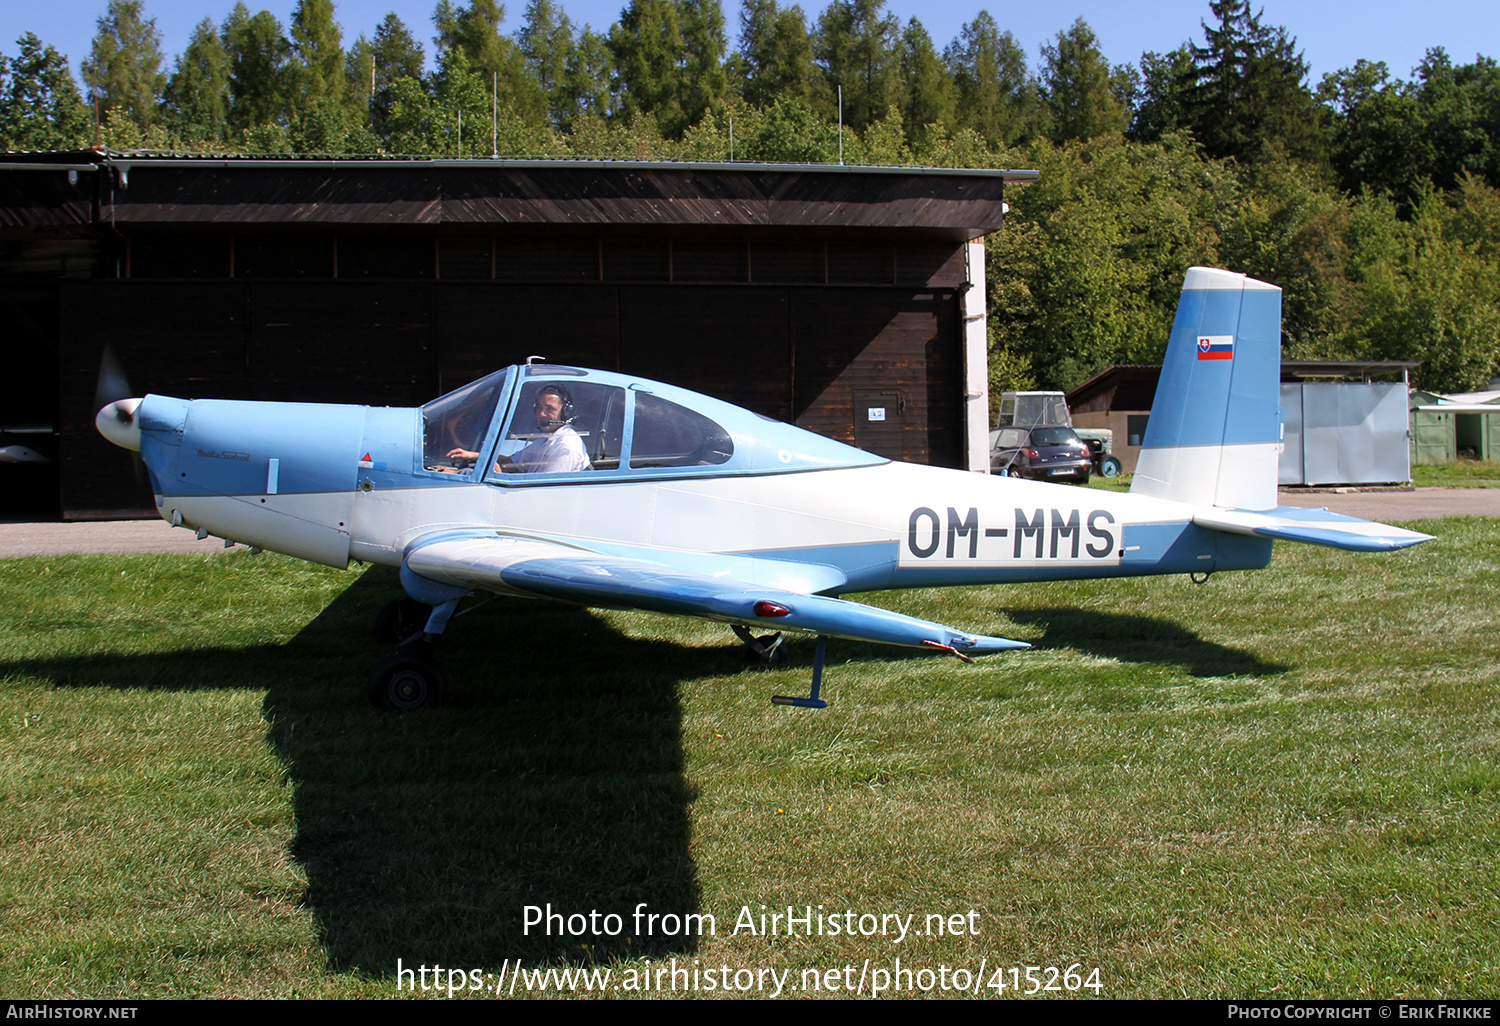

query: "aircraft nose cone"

left=95, top=398, right=143, bottom=451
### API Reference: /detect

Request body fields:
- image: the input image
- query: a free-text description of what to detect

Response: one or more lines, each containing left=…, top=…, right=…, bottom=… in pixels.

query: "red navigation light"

left=753, top=601, right=791, bottom=618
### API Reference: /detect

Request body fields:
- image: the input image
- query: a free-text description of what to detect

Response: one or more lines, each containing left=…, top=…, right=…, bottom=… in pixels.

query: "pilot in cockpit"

left=447, top=384, right=591, bottom=474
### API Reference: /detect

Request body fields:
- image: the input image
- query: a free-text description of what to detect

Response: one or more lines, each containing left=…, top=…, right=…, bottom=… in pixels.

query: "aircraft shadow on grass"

left=4, top=566, right=1296, bottom=974
left=998, top=605, right=1290, bottom=679
left=3, top=564, right=767, bottom=971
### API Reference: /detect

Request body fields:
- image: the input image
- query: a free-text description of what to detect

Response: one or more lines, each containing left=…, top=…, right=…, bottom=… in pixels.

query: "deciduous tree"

left=0, top=33, right=90, bottom=150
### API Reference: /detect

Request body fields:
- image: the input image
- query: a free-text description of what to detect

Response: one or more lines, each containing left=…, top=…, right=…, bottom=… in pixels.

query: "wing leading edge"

left=403, top=532, right=1029, bottom=655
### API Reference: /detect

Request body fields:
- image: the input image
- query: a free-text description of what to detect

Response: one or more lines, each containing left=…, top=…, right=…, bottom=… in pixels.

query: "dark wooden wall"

left=47, top=230, right=968, bottom=517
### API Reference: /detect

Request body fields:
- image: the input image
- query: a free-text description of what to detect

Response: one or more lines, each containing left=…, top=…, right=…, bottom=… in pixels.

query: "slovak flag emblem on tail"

left=1197, top=335, right=1234, bottom=360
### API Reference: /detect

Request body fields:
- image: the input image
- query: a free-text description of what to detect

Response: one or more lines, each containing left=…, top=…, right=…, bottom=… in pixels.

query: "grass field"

left=1412, top=460, right=1500, bottom=488
left=2, top=518, right=1496, bottom=999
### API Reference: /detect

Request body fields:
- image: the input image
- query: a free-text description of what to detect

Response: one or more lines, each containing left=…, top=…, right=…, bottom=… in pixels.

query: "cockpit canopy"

left=420, top=364, right=884, bottom=483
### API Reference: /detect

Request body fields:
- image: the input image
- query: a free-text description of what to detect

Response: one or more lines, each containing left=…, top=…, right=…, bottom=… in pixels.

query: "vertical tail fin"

left=1130, top=267, right=1283, bottom=510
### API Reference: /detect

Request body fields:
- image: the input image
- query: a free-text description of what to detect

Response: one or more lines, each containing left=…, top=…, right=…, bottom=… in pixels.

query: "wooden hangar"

left=0, top=152, right=1034, bottom=518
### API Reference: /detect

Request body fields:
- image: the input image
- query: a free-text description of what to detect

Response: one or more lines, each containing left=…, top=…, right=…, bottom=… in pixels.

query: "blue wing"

left=403, top=532, right=1028, bottom=655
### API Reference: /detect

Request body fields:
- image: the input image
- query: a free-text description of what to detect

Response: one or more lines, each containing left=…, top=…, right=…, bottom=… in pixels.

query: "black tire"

left=374, top=597, right=431, bottom=645
left=368, top=649, right=445, bottom=711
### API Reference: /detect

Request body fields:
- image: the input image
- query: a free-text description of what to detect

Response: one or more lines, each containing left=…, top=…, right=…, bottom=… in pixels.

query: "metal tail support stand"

left=772, top=635, right=830, bottom=709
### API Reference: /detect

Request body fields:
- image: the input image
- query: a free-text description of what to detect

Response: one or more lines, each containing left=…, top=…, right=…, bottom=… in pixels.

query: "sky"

left=1, top=0, right=1496, bottom=92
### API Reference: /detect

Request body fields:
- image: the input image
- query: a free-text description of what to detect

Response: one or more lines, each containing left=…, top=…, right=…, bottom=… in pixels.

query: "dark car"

left=989, top=425, right=1092, bottom=483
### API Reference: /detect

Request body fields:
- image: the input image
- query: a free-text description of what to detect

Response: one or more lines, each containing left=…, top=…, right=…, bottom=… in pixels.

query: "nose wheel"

left=368, top=643, right=445, bottom=711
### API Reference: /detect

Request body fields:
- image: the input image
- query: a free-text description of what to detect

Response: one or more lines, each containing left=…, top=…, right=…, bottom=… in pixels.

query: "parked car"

left=989, top=425, right=1093, bottom=483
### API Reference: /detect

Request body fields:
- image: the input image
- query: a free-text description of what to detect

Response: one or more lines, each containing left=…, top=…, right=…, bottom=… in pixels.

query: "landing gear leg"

left=374, top=596, right=431, bottom=645
left=732, top=623, right=789, bottom=665
left=367, top=597, right=461, bottom=711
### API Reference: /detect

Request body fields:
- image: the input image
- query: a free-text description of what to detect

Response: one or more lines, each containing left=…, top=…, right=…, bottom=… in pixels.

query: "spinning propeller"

left=93, top=344, right=143, bottom=452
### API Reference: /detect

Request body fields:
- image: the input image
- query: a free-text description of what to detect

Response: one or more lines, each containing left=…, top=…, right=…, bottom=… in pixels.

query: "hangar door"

left=1280, top=382, right=1411, bottom=485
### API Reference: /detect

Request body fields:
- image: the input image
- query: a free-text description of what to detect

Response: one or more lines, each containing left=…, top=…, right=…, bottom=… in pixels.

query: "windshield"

left=1030, top=427, right=1082, bottom=446
left=421, top=369, right=511, bottom=473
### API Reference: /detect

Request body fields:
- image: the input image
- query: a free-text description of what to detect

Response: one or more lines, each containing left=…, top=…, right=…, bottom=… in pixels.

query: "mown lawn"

left=1, top=518, right=1495, bottom=999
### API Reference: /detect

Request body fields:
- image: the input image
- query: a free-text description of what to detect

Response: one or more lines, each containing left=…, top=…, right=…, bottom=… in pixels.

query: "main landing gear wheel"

left=368, top=646, right=445, bottom=711
left=374, top=597, right=432, bottom=645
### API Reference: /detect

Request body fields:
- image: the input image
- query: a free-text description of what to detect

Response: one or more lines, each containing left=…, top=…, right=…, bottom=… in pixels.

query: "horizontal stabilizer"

left=1193, top=506, right=1434, bottom=552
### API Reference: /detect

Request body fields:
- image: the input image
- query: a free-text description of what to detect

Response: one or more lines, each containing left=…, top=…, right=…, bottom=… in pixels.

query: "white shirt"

left=509, top=424, right=590, bottom=473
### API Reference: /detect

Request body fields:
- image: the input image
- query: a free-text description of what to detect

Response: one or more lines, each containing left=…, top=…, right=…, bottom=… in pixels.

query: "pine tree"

left=679, top=0, right=729, bottom=129
left=223, top=3, right=291, bottom=135
left=82, top=0, right=166, bottom=140
left=812, top=0, right=901, bottom=133
left=362, top=13, right=423, bottom=137
left=162, top=18, right=232, bottom=145
left=1040, top=18, right=1126, bottom=143
left=434, top=0, right=547, bottom=126
left=944, top=12, right=1038, bottom=148
left=519, top=0, right=576, bottom=128
left=734, top=0, right=818, bottom=110
left=288, top=0, right=346, bottom=107
left=1187, top=0, right=1327, bottom=166
left=897, top=19, right=952, bottom=151
left=564, top=27, right=614, bottom=122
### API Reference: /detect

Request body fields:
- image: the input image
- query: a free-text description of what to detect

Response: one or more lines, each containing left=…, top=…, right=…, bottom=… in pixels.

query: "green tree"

left=518, top=0, right=577, bottom=128
left=82, top=0, right=166, bottom=140
left=733, top=0, right=818, bottom=109
left=896, top=18, right=952, bottom=150
left=1410, top=50, right=1500, bottom=194
left=679, top=0, right=730, bottom=129
left=1220, top=156, right=1354, bottom=354
left=223, top=3, right=291, bottom=135
left=1040, top=18, right=1126, bottom=143
left=1186, top=0, right=1328, bottom=167
left=434, top=0, right=547, bottom=126
left=609, top=0, right=685, bottom=130
left=738, top=95, right=839, bottom=161
left=356, top=12, right=423, bottom=138
left=988, top=133, right=1238, bottom=391
left=812, top=0, right=901, bottom=133
left=288, top=0, right=346, bottom=107
left=161, top=18, right=232, bottom=146
left=1129, top=46, right=1195, bottom=143
left=563, top=27, right=614, bottom=122
left=386, top=43, right=558, bottom=156
left=1342, top=185, right=1500, bottom=392
left=607, top=0, right=727, bottom=137
left=0, top=33, right=91, bottom=150
left=1321, top=51, right=1500, bottom=213
left=944, top=12, right=1039, bottom=148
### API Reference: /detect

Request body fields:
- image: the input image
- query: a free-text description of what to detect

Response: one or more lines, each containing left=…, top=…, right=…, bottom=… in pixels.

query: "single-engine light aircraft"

left=96, top=268, right=1431, bottom=710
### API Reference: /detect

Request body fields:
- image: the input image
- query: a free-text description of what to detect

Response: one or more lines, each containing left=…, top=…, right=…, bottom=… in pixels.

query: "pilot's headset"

left=535, top=384, right=576, bottom=427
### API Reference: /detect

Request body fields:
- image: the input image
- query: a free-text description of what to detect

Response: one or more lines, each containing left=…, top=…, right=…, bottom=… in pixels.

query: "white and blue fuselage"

left=97, top=268, right=1430, bottom=684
